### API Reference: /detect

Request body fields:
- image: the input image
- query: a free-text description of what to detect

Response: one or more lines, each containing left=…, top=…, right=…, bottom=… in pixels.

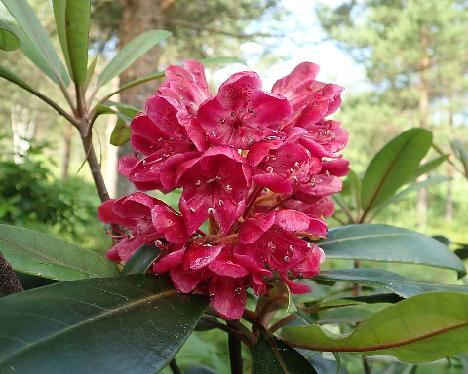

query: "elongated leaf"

left=283, top=292, right=468, bottom=362
left=415, top=155, right=448, bottom=177
left=253, top=334, right=317, bottom=373
left=0, top=224, right=118, bottom=280
left=2, top=0, right=69, bottom=85
left=0, top=276, right=209, bottom=373
left=122, top=244, right=161, bottom=275
left=199, top=55, right=245, bottom=66
left=0, top=19, right=20, bottom=51
left=53, top=0, right=90, bottom=85
left=450, top=140, right=468, bottom=178
left=320, top=224, right=466, bottom=277
left=98, top=29, right=171, bottom=88
left=0, top=64, right=34, bottom=92
left=361, top=129, right=432, bottom=214
left=346, top=169, right=362, bottom=211
left=105, top=70, right=165, bottom=98
left=83, top=55, right=98, bottom=90
left=316, top=269, right=468, bottom=298
left=370, top=176, right=448, bottom=218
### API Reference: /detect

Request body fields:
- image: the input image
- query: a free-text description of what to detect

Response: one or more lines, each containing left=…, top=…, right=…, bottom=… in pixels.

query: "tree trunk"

left=115, top=0, right=174, bottom=197
left=61, top=125, right=74, bottom=180
left=416, top=26, right=430, bottom=230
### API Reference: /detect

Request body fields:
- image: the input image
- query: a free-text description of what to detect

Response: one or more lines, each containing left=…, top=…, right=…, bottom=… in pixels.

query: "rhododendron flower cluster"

left=99, top=60, right=349, bottom=320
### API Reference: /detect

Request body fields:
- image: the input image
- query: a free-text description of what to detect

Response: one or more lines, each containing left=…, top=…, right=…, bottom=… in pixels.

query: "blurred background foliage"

left=0, top=1, right=467, bottom=372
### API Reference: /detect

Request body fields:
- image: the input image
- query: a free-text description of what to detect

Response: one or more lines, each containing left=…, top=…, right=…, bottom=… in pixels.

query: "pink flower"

left=197, top=72, right=292, bottom=149
left=100, top=60, right=349, bottom=320
left=176, top=146, right=252, bottom=235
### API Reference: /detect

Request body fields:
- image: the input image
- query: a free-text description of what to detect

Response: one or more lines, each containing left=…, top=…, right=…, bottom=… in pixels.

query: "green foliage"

left=0, top=224, right=118, bottom=280
left=283, top=292, right=468, bottom=363
left=321, top=224, right=466, bottom=276
left=121, top=244, right=161, bottom=275
left=0, top=276, right=209, bottom=373
left=0, top=19, right=20, bottom=51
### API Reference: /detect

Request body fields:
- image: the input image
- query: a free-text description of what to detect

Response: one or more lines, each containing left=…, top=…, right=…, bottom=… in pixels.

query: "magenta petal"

left=217, top=71, right=262, bottom=109
left=249, top=92, right=292, bottom=127
left=208, top=251, right=249, bottom=278
left=307, top=216, right=328, bottom=237
left=170, top=266, right=203, bottom=293
left=210, top=278, right=247, bottom=320
left=247, top=140, right=282, bottom=167
left=272, top=62, right=320, bottom=96
left=253, top=173, right=293, bottom=194
left=151, top=205, right=187, bottom=243
left=184, top=243, right=224, bottom=270
left=275, top=209, right=310, bottom=232
left=282, top=276, right=311, bottom=294
left=239, top=212, right=276, bottom=244
left=130, top=114, right=165, bottom=155
left=153, top=248, right=185, bottom=273
left=118, top=155, right=139, bottom=177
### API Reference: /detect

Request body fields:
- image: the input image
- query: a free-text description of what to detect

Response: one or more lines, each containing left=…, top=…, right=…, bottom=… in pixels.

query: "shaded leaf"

left=122, top=244, right=161, bottom=275
left=53, top=0, right=90, bottom=85
left=15, top=272, right=56, bottom=290
left=361, top=128, right=432, bottom=215
left=104, top=70, right=165, bottom=97
left=257, top=280, right=295, bottom=318
left=0, top=19, right=20, bottom=51
left=450, top=140, right=468, bottom=179
left=282, top=292, right=468, bottom=363
left=0, top=276, right=209, bottom=373
left=110, top=118, right=131, bottom=146
left=253, top=333, right=317, bottom=373
left=455, top=243, right=468, bottom=260
left=2, top=0, right=69, bottom=85
left=98, top=29, right=171, bottom=88
left=316, top=268, right=468, bottom=298
left=0, top=224, right=118, bottom=280
left=320, top=224, right=466, bottom=277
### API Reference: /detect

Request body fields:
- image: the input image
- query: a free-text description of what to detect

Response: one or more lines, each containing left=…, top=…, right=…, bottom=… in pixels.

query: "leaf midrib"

left=321, top=232, right=417, bottom=245
left=285, top=320, right=468, bottom=353
left=0, top=288, right=177, bottom=364
left=0, top=231, right=108, bottom=278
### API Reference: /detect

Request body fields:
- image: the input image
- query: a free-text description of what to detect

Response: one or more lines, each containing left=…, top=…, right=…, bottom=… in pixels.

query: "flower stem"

left=228, top=333, right=243, bottom=374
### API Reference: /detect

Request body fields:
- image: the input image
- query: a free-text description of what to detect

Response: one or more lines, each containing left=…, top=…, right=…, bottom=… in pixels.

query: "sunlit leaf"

left=320, top=224, right=466, bottom=277
left=283, top=292, right=468, bottom=362
left=0, top=19, right=20, bottom=51
left=0, top=224, right=118, bottom=280
left=97, top=29, right=171, bottom=88
left=110, top=118, right=131, bottom=146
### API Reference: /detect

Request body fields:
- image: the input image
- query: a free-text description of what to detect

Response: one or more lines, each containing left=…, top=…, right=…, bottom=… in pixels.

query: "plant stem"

left=169, top=359, right=182, bottom=374
left=228, top=333, right=243, bottom=374
left=0, top=251, right=22, bottom=296
left=81, top=134, right=110, bottom=202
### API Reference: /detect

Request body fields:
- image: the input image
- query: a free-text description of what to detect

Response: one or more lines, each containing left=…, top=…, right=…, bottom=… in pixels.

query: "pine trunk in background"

left=115, top=0, right=174, bottom=197
left=416, top=26, right=430, bottom=230
left=61, top=125, right=73, bottom=180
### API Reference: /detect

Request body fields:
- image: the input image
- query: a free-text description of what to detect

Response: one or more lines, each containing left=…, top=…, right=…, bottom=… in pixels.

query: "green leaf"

left=98, top=29, right=171, bottom=88
left=370, top=175, right=448, bottom=218
left=110, top=118, right=131, bottom=146
left=320, top=224, right=466, bottom=277
left=455, top=243, right=468, bottom=260
left=450, top=140, right=468, bottom=178
left=360, top=128, right=432, bottom=216
left=316, top=268, right=468, bottom=298
left=105, top=70, right=165, bottom=98
left=122, top=244, right=161, bottom=275
left=415, top=155, right=448, bottom=177
left=282, top=292, right=468, bottom=363
left=0, top=276, right=209, bottom=373
left=0, top=19, right=20, bottom=51
left=0, top=224, right=118, bottom=281
left=52, top=0, right=90, bottom=85
left=83, top=55, right=98, bottom=91
left=253, top=334, right=318, bottom=373
left=2, top=0, right=70, bottom=85
left=0, top=64, right=34, bottom=92
left=346, top=169, right=362, bottom=211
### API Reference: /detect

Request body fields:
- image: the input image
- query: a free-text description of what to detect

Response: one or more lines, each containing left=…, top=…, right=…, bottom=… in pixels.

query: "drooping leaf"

left=110, top=118, right=131, bottom=146
left=414, top=155, right=448, bottom=177
left=52, top=0, right=90, bottom=85
left=282, top=292, right=468, bottom=363
left=315, top=268, right=468, bottom=298
left=0, top=19, right=20, bottom=51
left=0, top=276, right=209, bottom=373
left=2, top=0, right=69, bottom=85
left=320, top=224, right=466, bottom=277
left=0, top=224, right=118, bottom=280
left=122, top=244, right=161, bottom=275
left=104, top=70, right=165, bottom=98
left=360, top=128, right=432, bottom=216
left=253, top=333, right=318, bottom=373
left=0, top=64, right=34, bottom=93
left=450, top=140, right=468, bottom=179
left=370, top=176, right=448, bottom=219
left=97, top=29, right=171, bottom=88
